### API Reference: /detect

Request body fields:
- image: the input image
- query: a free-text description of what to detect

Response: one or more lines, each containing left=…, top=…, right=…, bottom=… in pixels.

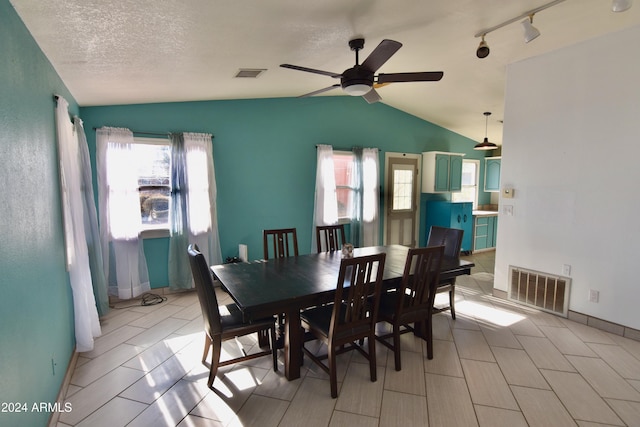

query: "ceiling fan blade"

left=377, top=71, right=444, bottom=84
left=280, top=64, right=341, bottom=78
left=361, top=39, right=402, bottom=73
left=362, top=88, right=382, bottom=104
left=299, top=84, right=341, bottom=98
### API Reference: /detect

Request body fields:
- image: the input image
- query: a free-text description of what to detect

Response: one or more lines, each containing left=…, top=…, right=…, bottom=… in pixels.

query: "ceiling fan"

left=280, top=38, right=443, bottom=104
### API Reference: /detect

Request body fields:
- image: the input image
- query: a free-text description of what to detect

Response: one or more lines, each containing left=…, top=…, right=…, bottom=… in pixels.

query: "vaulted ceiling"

left=10, top=0, right=640, bottom=145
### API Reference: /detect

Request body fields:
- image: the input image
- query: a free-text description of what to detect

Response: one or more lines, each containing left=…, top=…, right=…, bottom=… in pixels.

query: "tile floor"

left=57, top=251, right=640, bottom=426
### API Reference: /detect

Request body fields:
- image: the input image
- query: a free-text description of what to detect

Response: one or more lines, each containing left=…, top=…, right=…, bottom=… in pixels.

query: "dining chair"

left=375, top=245, right=444, bottom=370
left=300, top=253, right=386, bottom=398
left=187, top=244, right=277, bottom=389
left=426, top=225, right=464, bottom=320
left=263, top=228, right=299, bottom=259
left=315, top=224, right=346, bottom=252
left=263, top=228, right=299, bottom=333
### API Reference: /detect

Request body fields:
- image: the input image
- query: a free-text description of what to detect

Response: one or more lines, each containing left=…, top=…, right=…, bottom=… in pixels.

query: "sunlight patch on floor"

left=456, top=300, right=526, bottom=327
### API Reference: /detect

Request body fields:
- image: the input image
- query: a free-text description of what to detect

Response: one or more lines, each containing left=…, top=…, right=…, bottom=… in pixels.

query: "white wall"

left=495, top=24, right=640, bottom=329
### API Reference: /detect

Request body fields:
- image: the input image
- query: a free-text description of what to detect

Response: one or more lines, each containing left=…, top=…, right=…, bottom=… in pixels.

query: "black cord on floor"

left=109, top=292, right=167, bottom=309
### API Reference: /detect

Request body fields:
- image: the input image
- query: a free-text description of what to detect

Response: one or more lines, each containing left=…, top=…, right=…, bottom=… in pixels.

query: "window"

left=333, top=151, right=355, bottom=221
left=133, top=137, right=171, bottom=231
left=391, top=165, right=414, bottom=211
left=452, top=159, right=479, bottom=209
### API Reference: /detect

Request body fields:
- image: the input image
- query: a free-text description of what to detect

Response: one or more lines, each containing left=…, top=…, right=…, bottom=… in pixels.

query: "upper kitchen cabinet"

left=422, top=151, right=465, bottom=193
left=484, top=157, right=501, bottom=192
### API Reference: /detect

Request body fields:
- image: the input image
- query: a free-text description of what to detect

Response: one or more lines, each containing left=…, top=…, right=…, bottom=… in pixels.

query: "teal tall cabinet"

left=425, top=201, right=473, bottom=252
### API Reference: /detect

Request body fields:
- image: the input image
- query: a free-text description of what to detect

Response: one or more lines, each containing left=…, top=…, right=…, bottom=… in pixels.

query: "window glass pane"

left=392, top=168, right=413, bottom=210
left=333, top=154, right=353, bottom=187
left=336, top=188, right=351, bottom=219
left=334, top=153, right=354, bottom=220
left=461, top=161, right=477, bottom=185
left=452, top=159, right=479, bottom=208
left=135, top=142, right=171, bottom=228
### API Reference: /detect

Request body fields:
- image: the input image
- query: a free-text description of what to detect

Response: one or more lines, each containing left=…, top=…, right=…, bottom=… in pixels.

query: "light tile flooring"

left=58, top=251, right=640, bottom=426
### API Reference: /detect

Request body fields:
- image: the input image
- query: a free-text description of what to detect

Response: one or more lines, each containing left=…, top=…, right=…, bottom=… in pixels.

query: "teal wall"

left=0, top=1, right=79, bottom=426
left=81, top=97, right=492, bottom=288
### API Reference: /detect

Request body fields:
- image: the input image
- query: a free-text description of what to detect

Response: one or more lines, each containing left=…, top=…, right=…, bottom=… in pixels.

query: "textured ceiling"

left=10, top=0, right=640, bottom=145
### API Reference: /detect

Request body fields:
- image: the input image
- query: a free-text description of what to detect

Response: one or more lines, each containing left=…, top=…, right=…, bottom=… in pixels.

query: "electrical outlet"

left=589, top=289, right=600, bottom=303
left=562, top=264, right=571, bottom=276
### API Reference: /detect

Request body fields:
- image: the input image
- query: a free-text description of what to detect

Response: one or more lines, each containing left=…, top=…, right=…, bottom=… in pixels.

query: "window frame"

left=134, top=136, right=172, bottom=239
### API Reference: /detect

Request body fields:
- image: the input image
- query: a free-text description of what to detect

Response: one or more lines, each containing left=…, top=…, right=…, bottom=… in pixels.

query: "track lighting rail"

left=474, top=0, right=567, bottom=39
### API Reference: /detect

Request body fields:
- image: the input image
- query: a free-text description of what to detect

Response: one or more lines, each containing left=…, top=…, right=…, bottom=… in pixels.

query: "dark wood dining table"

left=211, top=244, right=474, bottom=380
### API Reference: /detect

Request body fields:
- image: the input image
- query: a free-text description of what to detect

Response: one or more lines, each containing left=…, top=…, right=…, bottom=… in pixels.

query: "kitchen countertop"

left=472, top=210, right=499, bottom=216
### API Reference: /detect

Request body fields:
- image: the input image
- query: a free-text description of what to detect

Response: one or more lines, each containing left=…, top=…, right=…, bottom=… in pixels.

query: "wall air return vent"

left=508, top=266, right=570, bottom=317
left=235, top=69, right=267, bottom=78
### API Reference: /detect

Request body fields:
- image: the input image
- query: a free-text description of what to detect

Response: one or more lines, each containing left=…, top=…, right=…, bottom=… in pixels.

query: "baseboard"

left=491, top=289, right=640, bottom=343
left=48, top=347, right=78, bottom=427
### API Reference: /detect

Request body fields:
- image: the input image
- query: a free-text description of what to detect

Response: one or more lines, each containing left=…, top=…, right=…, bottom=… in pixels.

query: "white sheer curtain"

left=311, top=144, right=339, bottom=252
left=74, top=117, right=109, bottom=317
left=168, top=132, right=222, bottom=290
left=361, top=148, right=380, bottom=246
left=96, top=127, right=150, bottom=299
left=55, top=96, right=101, bottom=352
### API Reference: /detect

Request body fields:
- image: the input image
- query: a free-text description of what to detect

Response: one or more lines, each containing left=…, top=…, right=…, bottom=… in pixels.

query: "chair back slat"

left=396, top=246, right=444, bottom=318
left=263, top=228, right=299, bottom=259
left=188, top=244, right=222, bottom=336
left=426, top=226, right=463, bottom=259
left=316, top=224, right=346, bottom=252
left=330, top=253, right=386, bottom=342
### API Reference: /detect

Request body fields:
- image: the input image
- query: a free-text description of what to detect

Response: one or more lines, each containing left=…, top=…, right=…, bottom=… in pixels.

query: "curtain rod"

left=53, top=96, right=215, bottom=138
left=316, top=144, right=362, bottom=152
left=91, top=127, right=214, bottom=138
left=474, top=0, right=567, bottom=38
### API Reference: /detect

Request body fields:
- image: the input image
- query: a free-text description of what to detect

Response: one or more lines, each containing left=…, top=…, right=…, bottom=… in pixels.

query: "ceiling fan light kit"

left=280, top=38, right=443, bottom=104
left=343, top=83, right=372, bottom=96
left=474, top=0, right=632, bottom=58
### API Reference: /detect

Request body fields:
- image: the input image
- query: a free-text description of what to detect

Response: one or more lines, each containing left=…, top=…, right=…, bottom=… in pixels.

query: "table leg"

left=284, top=309, right=302, bottom=380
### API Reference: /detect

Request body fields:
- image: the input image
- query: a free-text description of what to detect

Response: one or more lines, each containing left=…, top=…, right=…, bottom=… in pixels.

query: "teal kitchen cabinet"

left=425, top=201, right=473, bottom=252
left=484, top=157, right=501, bottom=192
left=473, top=214, right=498, bottom=251
left=422, top=151, right=465, bottom=193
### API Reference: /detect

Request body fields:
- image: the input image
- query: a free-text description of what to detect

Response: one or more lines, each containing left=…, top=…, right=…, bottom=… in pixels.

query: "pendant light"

left=474, top=112, right=498, bottom=151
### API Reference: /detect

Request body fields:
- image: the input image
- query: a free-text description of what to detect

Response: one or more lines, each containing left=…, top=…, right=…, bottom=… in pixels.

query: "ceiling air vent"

left=235, top=69, right=266, bottom=78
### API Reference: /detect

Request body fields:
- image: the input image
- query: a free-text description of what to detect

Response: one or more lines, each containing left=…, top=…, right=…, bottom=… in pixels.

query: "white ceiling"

left=10, top=0, right=640, bottom=145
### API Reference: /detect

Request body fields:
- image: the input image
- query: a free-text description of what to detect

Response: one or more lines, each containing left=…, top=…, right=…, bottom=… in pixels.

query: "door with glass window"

left=384, top=154, right=420, bottom=247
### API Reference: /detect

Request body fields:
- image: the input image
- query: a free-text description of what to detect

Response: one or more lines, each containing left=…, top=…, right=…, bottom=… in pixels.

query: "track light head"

left=521, top=15, right=541, bottom=43
left=612, top=0, right=633, bottom=12
left=476, top=35, right=490, bottom=58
